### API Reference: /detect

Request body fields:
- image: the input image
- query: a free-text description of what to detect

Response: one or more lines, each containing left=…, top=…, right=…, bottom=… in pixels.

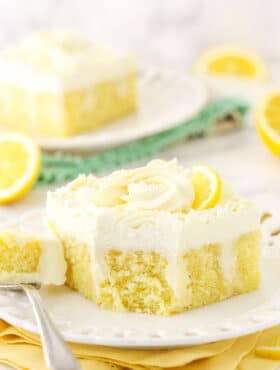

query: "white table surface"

left=0, top=117, right=279, bottom=369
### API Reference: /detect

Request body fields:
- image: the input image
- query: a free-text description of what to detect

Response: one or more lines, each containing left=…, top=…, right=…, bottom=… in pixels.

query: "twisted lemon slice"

left=0, top=133, right=41, bottom=204
left=192, top=164, right=222, bottom=210
left=194, top=46, right=267, bottom=80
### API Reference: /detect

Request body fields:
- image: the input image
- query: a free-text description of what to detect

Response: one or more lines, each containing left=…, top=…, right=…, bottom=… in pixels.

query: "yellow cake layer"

left=0, top=234, right=41, bottom=274
left=0, top=72, right=136, bottom=138
left=58, top=230, right=260, bottom=315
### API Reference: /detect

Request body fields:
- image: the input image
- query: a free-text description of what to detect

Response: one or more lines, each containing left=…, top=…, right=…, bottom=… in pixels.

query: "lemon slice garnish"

left=194, top=46, right=267, bottom=80
left=256, top=89, right=280, bottom=157
left=192, top=165, right=222, bottom=210
left=0, top=133, right=41, bottom=204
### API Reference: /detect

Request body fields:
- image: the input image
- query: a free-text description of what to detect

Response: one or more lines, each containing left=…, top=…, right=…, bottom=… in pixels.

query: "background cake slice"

left=0, top=211, right=66, bottom=285
left=47, top=159, right=261, bottom=315
left=0, top=30, right=137, bottom=138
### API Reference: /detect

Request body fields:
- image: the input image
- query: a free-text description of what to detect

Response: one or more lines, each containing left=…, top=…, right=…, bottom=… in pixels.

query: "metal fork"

left=0, top=283, right=80, bottom=370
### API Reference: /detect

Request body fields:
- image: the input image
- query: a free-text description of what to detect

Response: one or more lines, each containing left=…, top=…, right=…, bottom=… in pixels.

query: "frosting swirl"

left=70, top=159, right=194, bottom=213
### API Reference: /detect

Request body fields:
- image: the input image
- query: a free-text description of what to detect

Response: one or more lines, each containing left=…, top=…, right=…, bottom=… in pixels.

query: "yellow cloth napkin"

left=0, top=320, right=279, bottom=370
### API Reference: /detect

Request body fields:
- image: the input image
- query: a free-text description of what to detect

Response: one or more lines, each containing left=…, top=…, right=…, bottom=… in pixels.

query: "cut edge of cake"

left=0, top=210, right=66, bottom=285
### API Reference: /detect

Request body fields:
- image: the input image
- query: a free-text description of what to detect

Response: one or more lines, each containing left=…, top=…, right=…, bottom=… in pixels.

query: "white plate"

left=36, top=66, right=208, bottom=151
left=0, top=210, right=279, bottom=348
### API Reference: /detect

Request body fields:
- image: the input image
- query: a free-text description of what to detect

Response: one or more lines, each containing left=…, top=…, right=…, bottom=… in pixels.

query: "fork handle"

left=21, top=285, right=81, bottom=370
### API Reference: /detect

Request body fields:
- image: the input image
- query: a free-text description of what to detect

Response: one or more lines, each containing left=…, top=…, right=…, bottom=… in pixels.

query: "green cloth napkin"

left=38, top=98, right=249, bottom=187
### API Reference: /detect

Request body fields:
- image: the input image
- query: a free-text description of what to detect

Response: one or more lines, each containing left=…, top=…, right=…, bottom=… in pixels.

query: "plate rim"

left=0, top=307, right=280, bottom=349
left=0, top=252, right=279, bottom=348
left=0, top=210, right=278, bottom=349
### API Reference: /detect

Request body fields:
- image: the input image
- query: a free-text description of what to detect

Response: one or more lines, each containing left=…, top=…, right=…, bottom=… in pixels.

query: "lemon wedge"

left=194, top=46, right=267, bottom=80
left=256, top=89, right=280, bottom=157
left=192, top=165, right=222, bottom=210
left=0, top=133, right=41, bottom=204
left=256, top=345, right=280, bottom=359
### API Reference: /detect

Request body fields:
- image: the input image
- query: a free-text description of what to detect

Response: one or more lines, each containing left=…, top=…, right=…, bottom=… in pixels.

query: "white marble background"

left=0, top=0, right=279, bottom=71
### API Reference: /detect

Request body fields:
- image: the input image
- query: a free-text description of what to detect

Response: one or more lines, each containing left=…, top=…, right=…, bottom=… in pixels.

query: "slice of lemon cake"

left=0, top=211, right=66, bottom=285
left=0, top=30, right=136, bottom=138
left=46, top=160, right=261, bottom=315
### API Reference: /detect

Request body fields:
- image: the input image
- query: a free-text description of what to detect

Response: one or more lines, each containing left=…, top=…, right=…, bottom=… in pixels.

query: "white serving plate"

left=36, top=66, right=208, bottom=151
left=0, top=209, right=279, bottom=349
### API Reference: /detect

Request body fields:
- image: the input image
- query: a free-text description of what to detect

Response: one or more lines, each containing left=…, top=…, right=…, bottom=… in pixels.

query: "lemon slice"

left=0, top=133, right=41, bottom=204
left=256, top=89, right=280, bottom=157
left=194, top=46, right=267, bottom=80
left=192, top=165, right=222, bottom=210
left=256, top=346, right=280, bottom=359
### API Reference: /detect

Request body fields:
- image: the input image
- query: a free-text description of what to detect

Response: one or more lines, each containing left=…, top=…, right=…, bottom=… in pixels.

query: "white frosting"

left=46, top=159, right=260, bottom=296
left=0, top=30, right=135, bottom=92
left=219, top=241, right=236, bottom=281
left=68, top=159, right=194, bottom=212
left=0, top=210, right=66, bottom=285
